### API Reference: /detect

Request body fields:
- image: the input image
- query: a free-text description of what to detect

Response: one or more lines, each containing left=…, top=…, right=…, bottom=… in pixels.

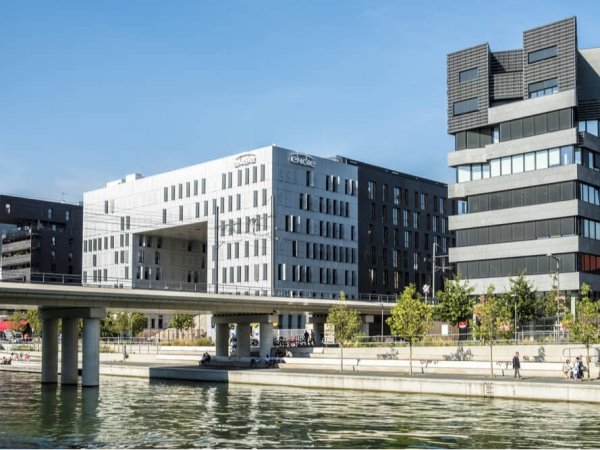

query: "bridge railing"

left=0, top=272, right=398, bottom=303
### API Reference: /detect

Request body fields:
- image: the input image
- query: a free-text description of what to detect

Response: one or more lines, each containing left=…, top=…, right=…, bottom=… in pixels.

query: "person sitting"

left=264, top=354, right=272, bottom=368
left=200, top=352, right=211, bottom=366
left=285, top=350, right=293, bottom=358
left=563, top=359, right=572, bottom=379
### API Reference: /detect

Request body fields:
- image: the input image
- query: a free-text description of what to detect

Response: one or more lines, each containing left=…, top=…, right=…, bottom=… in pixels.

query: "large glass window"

left=528, top=78, right=558, bottom=98
left=512, top=154, right=524, bottom=173
left=535, top=150, right=548, bottom=169
left=453, top=98, right=478, bottom=116
left=459, top=67, right=478, bottom=83
left=528, top=46, right=557, bottom=64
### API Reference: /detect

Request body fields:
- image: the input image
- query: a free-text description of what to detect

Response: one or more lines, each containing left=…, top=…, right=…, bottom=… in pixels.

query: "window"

left=528, top=45, right=557, bottom=64
left=453, top=98, right=478, bottom=116
left=528, top=78, right=558, bottom=98
left=367, top=181, right=375, bottom=199
left=459, top=67, right=478, bottom=83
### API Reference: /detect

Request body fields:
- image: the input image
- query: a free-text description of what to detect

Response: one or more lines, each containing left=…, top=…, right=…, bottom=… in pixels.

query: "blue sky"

left=2, top=1, right=600, bottom=203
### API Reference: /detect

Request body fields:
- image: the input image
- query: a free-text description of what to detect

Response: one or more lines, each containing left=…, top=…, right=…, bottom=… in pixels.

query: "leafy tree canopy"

left=434, top=274, right=474, bottom=326
left=387, top=284, right=432, bottom=345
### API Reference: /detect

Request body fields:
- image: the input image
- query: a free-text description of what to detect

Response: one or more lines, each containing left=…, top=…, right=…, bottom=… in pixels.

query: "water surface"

left=0, top=371, right=595, bottom=448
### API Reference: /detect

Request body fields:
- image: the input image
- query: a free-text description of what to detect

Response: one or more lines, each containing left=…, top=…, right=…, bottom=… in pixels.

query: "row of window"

left=291, top=241, right=356, bottom=264
left=456, top=253, right=576, bottom=279
left=454, top=108, right=573, bottom=150
left=221, top=264, right=269, bottom=283
left=84, top=234, right=129, bottom=253
left=299, top=195, right=351, bottom=218
left=457, top=145, right=577, bottom=183
left=456, top=217, right=576, bottom=247
left=462, top=181, right=575, bottom=214
left=284, top=214, right=356, bottom=240
left=366, top=181, right=445, bottom=213
left=528, top=78, right=558, bottom=98
left=221, top=165, right=267, bottom=190
left=277, top=263, right=357, bottom=287
left=224, top=239, right=268, bottom=259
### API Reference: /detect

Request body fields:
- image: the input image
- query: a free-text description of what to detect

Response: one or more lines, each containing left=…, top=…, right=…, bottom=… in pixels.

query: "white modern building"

left=83, top=145, right=359, bottom=328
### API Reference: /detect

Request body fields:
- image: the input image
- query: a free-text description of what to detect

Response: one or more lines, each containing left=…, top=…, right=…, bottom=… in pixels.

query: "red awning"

left=0, top=320, right=28, bottom=332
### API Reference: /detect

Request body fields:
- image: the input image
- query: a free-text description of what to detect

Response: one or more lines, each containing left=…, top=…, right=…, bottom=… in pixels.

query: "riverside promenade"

left=2, top=351, right=600, bottom=404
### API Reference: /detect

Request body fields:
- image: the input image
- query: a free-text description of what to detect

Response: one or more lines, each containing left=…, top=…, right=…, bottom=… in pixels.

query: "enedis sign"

left=289, top=153, right=316, bottom=168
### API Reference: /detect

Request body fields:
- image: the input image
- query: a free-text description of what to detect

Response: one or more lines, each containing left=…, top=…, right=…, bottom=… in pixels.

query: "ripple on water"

left=0, top=372, right=598, bottom=448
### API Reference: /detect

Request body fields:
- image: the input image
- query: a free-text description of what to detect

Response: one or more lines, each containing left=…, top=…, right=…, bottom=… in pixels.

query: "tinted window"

left=528, top=46, right=557, bottom=63
left=453, top=98, right=478, bottom=116
left=459, top=68, right=479, bottom=82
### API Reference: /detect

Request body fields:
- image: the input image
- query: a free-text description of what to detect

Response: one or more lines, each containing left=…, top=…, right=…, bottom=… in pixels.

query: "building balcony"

left=1, top=253, right=31, bottom=268
left=1, top=238, right=32, bottom=254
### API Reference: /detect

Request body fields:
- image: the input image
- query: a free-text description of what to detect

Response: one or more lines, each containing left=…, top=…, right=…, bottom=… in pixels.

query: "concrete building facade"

left=447, top=17, right=600, bottom=295
left=336, top=157, right=454, bottom=299
left=0, top=195, right=82, bottom=283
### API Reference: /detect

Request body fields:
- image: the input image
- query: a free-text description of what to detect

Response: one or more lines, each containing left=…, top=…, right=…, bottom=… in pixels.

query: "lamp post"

left=512, top=293, right=517, bottom=343
left=547, top=253, right=560, bottom=339
left=380, top=302, right=384, bottom=342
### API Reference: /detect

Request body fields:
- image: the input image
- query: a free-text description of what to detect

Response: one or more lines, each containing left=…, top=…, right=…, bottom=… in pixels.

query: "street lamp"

left=426, top=242, right=449, bottom=303
left=512, top=293, right=517, bottom=343
left=380, top=302, right=384, bottom=342
left=547, top=253, right=560, bottom=338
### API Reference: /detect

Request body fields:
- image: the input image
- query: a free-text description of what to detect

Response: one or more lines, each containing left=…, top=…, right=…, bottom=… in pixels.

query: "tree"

left=327, top=294, right=362, bottom=372
left=105, top=312, right=147, bottom=338
left=25, top=309, right=41, bottom=338
left=473, top=285, right=512, bottom=377
left=563, top=283, right=600, bottom=380
left=434, top=274, right=474, bottom=328
left=169, top=313, right=196, bottom=339
left=386, top=284, right=433, bottom=375
left=507, top=271, right=538, bottom=327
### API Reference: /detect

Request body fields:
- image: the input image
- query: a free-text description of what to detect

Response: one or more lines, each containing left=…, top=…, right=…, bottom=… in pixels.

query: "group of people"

left=1, top=352, right=30, bottom=365
left=563, top=356, right=586, bottom=381
left=200, top=352, right=212, bottom=366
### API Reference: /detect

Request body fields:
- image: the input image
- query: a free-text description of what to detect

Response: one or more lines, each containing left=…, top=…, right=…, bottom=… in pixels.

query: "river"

left=0, top=371, right=597, bottom=448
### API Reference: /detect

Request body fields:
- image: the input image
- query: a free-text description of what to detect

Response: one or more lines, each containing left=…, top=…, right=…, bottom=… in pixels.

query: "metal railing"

left=0, top=272, right=398, bottom=303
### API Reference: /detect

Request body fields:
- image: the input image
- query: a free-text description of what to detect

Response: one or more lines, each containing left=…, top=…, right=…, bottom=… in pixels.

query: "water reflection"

left=0, top=371, right=599, bottom=448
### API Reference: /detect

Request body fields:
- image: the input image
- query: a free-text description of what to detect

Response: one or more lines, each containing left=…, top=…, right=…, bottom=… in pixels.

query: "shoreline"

left=2, top=361, right=600, bottom=404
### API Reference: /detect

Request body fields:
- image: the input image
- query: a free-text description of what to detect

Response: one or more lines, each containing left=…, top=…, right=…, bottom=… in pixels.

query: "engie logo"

left=289, top=153, right=316, bottom=168
left=234, top=154, right=257, bottom=168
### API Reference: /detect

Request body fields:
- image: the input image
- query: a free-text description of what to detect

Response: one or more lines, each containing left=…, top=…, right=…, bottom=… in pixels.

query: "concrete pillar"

left=41, top=318, right=59, bottom=384
left=61, top=318, right=79, bottom=386
left=259, top=322, right=274, bottom=357
left=236, top=322, right=251, bottom=357
left=82, top=318, right=100, bottom=387
left=215, top=323, right=229, bottom=357
left=360, top=322, right=370, bottom=336
left=313, top=322, right=325, bottom=346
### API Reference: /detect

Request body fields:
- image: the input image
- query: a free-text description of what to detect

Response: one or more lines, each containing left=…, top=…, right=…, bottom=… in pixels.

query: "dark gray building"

left=0, top=195, right=83, bottom=283
left=337, top=157, right=454, bottom=299
left=447, top=17, right=600, bottom=295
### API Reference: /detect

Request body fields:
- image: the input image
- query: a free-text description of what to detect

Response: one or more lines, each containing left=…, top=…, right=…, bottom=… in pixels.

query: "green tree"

left=25, top=309, right=41, bottom=337
left=386, top=284, right=433, bottom=375
left=327, top=294, right=362, bottom=372
left=563, top=283, right=600, bottom=380
left=507, top=271, right=538, bottom=327
left=169, top=313, right=196, bottom=339
left=106, top=312, right=147, bottom=338
left=473, top=285, right=512, bottom=377
left=434, top=274, right=474, bottom=327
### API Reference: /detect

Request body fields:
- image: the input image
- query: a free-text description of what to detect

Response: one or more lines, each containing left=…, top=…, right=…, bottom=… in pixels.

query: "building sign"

left=289, top=153, right=316, bottom=168
left=234, top=153, right=257, bottom=168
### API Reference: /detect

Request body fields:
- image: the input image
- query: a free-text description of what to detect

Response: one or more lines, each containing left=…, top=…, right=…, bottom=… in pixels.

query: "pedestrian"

left=563, top=359, right=572, bottom=379
left=577, top=355, right=585, bottom=381
left=310, top=329, right=315, bottom=346
left=303, top=330, right=309, bottom=345
left=512, top=351, right=521, bottom=379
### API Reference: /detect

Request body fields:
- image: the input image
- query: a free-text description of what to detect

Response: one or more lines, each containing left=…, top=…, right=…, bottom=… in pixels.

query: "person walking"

left=512, top=351, right=521, bottom=379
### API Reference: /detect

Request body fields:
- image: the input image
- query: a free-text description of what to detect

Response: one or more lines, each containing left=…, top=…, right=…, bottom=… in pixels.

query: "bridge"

left=0, top=281, right=395, bottom=388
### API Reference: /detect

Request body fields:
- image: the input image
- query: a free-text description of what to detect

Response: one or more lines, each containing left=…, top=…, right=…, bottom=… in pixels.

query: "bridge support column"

left=259, top=322, right=273, bottom=357
left=61, top=318, right=79, bottom=385
left=361, top=315, right=374, bottom=337
left=41, top=318, right=59, bottom=384
left=82, top=318, right=101, bottom=388
left=215, top=323, right=229, bottom=357
left=308, top=314, right=327, bottom=346
left=236, top=322, right=251, bottom=357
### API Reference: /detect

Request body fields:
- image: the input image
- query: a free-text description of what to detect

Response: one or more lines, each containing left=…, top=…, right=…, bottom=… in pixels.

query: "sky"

left=2, top=0, right=600, bottom=203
